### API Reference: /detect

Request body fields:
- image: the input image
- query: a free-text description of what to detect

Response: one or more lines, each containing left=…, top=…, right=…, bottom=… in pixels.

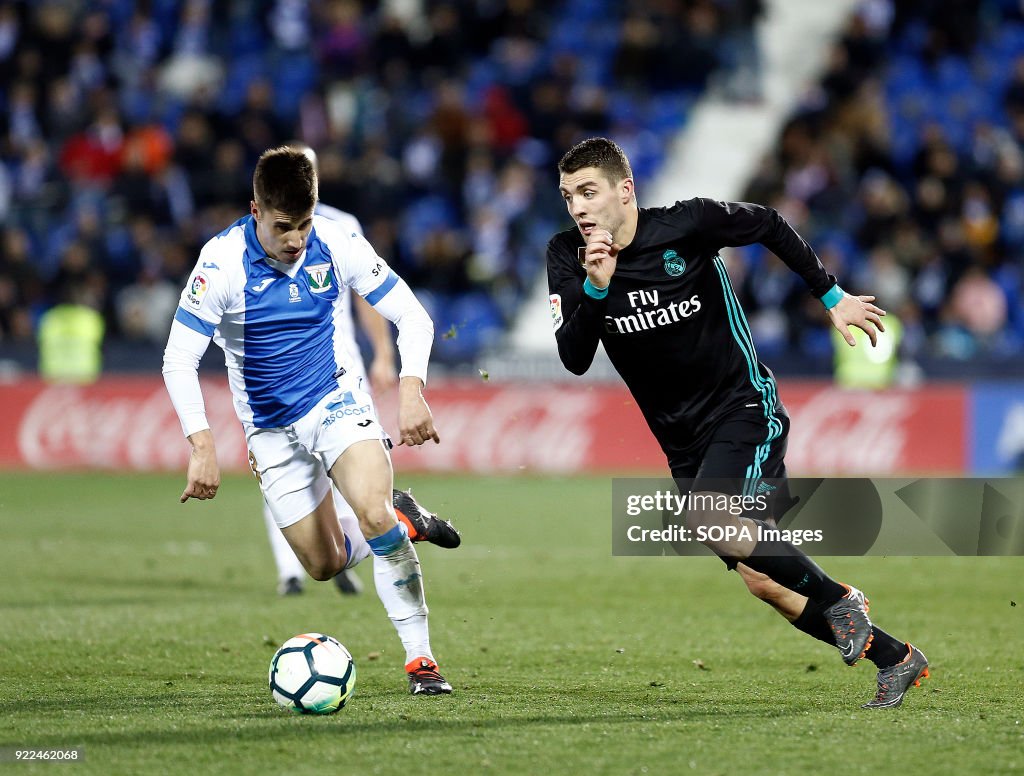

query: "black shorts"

left=668, top=407, right=795, bottom=524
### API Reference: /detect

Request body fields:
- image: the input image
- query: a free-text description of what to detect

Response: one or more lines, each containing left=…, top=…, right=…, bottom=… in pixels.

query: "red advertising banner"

left=782, top=384, right=966, bottom=475
left=0, top=377, right=966, bottom=475
left=380, top=381, right=662, bottom=473
left=0, top=377, right=249, bottom=472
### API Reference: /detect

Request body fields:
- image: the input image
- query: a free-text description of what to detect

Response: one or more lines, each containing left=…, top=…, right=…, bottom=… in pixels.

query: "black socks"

left=742, top=539, right=847, bottom=607
left=863, top=626, right=908, bottom=669
left=791, top=600, right=837, bottom=646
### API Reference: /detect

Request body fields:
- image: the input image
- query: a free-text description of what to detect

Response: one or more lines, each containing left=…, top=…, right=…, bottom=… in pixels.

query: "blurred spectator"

left=37, top=284, right=104, bottom=384
left=938, top=267, right=1009, bottom=358
left=115, top=267, right=179, bottom=343
left=718, top=0, right=765, bottom=102
left=0, top=226, right=42, bottom=341
left=614, top=13, right=661, bottom=92
left=832, top=311, right=903, bottom=389
left=316, top=0, right=369, bottom=78
left=58, top=106, right=123, bottom=183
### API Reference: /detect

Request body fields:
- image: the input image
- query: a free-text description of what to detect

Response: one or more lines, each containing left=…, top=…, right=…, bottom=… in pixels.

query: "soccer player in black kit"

left=547, top=137, right=929, bottom=709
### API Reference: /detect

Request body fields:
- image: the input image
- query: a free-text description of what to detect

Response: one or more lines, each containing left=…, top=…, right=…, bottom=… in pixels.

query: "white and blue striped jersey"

left=163, top=212, right=433, bottom=436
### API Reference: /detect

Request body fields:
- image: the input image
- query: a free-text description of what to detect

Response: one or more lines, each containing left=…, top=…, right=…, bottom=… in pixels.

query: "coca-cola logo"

left=384, top=387, right=602, bottom=472
left=16, top=382, right=247, bottom=470
left=787, top=389, right=910, bottom=474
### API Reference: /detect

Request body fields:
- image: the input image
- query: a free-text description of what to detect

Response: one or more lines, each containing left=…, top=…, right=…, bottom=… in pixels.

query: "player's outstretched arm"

left=358, top=277, right=436, bottom=443
left=396, top=376, right=440, bottom=447
left=827, top=292, right=887, bottom=347
left=163, top=295, right=220, bottom=502
left=180, top=429, right=221, bottom=502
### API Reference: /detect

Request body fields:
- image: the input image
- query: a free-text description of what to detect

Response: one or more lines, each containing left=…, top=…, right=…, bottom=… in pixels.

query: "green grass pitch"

left=0, top=472, right=1021, bottom=775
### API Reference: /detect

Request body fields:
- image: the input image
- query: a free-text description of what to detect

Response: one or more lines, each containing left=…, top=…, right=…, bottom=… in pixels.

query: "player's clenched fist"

left=180, top=430, right=221, bottom=502
left=584, top=228, right=619, bottom=289
left=397, top=376, right=440, bottom=446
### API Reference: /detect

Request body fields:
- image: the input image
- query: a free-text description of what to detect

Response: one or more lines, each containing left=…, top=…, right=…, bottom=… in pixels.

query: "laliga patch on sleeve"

left=185, top=271, right=210, bottom=309
left=549, top=293, right=563, bottom=330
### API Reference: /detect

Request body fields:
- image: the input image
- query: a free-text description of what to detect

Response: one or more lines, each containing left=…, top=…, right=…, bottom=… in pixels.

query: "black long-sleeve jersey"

left=546, top=198, right=837, bottom=461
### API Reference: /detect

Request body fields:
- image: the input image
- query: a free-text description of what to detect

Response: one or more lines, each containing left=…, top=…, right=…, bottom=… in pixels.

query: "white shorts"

left=246, top=384, right=390, bottom=529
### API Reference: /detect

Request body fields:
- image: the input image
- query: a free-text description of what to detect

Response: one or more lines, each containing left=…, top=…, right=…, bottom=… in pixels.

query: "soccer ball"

left=269, top=633, right=356, bottom=714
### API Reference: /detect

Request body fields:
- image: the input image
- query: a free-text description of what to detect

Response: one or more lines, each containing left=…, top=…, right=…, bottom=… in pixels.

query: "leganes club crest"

left=304, top=263, right=333, bottom=293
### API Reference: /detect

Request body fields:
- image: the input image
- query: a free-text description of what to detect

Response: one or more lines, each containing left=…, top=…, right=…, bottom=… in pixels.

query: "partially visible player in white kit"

left=267, top=146, right=460, bottom=599
left=162, top=146, right=453, bottom=695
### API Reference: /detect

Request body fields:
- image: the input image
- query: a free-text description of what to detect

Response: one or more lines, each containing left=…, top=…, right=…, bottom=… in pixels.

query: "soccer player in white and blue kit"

left=264, top=149, right=459, bottom=599
left=163, top=146, right=452, bottom=695
left=260, top=196, right=382, bottom=597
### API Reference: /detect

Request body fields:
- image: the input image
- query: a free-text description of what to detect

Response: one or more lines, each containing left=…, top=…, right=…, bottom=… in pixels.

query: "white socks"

left=367, top=524, right=434, bottom=665
left=266, top=494, right=432, bottom=666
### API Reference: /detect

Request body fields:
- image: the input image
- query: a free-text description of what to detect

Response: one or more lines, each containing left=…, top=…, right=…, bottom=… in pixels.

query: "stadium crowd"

left=0, top=0, right=1021, bottom=368
left=0, top=0, right=735, bottom=362
left=739, top=0, right=1024, bottom=363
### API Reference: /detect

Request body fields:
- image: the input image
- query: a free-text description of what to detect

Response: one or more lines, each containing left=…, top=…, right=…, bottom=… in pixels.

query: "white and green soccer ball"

left=269, top=633, right=356, bottom=714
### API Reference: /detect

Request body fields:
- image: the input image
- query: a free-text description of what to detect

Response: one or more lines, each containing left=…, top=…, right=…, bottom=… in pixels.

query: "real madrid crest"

left=662, top=249, right=686, bottom=277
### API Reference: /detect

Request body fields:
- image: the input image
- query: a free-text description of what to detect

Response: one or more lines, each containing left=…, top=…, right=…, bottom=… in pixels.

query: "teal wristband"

left=820, top=284, right=844, bottom=310
left=583, top=278, right=609, bottom=299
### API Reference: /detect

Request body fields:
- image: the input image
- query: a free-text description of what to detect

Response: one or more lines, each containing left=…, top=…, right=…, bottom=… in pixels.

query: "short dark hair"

left=253, top=146, right=318, bottom=215
left=558, top=137, right=633, bottom=184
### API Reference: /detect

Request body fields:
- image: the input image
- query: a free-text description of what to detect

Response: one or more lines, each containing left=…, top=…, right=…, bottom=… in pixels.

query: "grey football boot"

left=824, top=584, right=874, bottom=665
left=862, top=644, right=930, bottom=709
